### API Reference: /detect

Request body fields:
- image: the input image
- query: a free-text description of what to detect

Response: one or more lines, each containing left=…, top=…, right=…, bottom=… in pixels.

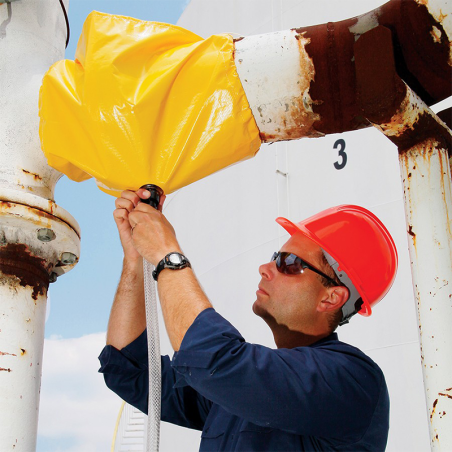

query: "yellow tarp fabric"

left=39, top=11, right=261, bottom=196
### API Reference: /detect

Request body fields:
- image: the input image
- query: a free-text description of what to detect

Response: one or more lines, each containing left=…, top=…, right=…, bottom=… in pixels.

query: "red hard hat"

left=276, top=205, right=398, bottom=323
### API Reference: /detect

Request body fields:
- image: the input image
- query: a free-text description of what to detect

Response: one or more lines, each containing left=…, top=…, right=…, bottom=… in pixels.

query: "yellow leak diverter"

left=39, top=11, right=261, bottom=196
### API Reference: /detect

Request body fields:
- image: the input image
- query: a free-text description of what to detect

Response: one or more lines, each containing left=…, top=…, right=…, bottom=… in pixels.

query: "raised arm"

left=106, top=190, right=158, bottom=349
left=126, top=189, right=212, bottom=351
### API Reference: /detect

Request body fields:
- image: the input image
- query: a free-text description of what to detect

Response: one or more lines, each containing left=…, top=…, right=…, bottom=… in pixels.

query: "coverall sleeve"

left=98, top=330, right=212, bottom=430
left=172, top=308, right=386, bottom=441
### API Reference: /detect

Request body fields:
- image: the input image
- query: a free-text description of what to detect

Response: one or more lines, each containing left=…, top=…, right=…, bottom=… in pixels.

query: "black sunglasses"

left=271, top=251, right=340, bottom=287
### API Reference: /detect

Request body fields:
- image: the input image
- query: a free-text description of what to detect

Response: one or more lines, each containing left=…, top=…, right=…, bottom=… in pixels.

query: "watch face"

left=169, top=253, right=183, bottom=264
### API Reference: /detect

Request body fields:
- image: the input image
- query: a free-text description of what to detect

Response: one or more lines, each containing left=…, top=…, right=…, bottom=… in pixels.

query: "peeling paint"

left=439, top=388, right=452, bottom=400
left=22, top=169, right=42, bottom=182
left=235, top=0, right=451, bottom=142
left=348, top=8, right=381, bottom=40
left=431, top=398, right=438, bottom=420
left=0, top=243, right=49, bottom=301
left=431, top=25, right=442, bottom=43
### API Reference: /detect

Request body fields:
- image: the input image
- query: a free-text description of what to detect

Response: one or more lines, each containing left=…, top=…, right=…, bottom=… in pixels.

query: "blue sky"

left=46, top=0, right=188, bottom=340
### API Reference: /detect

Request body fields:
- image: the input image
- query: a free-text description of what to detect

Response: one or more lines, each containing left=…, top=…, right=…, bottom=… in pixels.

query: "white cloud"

left=37, top=333, right=122, bottom=452
left=37, top=332, right=201, bottom=451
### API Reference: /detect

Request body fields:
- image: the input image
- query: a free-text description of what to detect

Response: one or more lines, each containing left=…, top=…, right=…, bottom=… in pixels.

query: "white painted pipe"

left=0, top=1, right=80, bottom=451
left=0, top=200, right=80, bottom=451
left=0, top=280, right=47, bottom=451
left=399, top=141, right=452, bottom=450
left=0, top=0, right=68, bottom=202
left=234, top=29, right=323, bottom=143
left=366, top=78, right=452, bottom=450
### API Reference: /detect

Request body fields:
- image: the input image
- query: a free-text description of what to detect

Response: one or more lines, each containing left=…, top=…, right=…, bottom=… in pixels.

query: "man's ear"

left=317, top=286, right=349, bottom=313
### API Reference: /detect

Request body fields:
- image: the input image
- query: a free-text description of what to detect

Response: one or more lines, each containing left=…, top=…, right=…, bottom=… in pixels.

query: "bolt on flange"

left=37, top=228, right=56, bottom=242
left=60, top=252, right=77, bottom=265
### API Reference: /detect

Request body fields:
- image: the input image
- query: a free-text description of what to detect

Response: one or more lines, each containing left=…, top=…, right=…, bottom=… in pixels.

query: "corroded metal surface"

left=0, top=244, right=49, bottom=301
left=234, top=30, right=322, bottom=143
left=235, top=0, right=451, bottom=141
left=399, top=142, right=452, bottom=449
left=298, top=0, right=451, bottom=135
left=437, top=107, right=452, bottom=130
left=0, top=200, right=80, bottom=279
left=352, top=8, right=452, bottom=448
left=355, top=25, right=452, bottom=156
left=1, top=2, right=78, bottom=450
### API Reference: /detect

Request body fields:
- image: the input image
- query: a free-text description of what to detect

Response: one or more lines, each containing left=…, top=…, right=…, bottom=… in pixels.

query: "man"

left=99, top=188, right=398, bottom=451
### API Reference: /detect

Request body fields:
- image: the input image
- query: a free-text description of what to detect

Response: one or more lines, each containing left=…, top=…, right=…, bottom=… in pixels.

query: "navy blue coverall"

left=99, top=308, right=389, bottom=451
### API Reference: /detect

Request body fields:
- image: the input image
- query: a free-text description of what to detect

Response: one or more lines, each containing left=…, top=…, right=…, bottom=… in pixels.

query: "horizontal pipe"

left=355, top=25, right=451, bottom=158
left=233, top=0, right=451, bottom=142
left=234, top=30, right=322, bottom=143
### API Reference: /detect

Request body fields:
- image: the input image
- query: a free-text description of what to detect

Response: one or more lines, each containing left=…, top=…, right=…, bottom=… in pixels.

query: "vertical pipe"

left=354, top=24, right=452, bottom=448
left=0, top=1, right=79, bottom=451
left=399, top=141, right=452, bottom=449
left=0, top=281, right=48, bottom=450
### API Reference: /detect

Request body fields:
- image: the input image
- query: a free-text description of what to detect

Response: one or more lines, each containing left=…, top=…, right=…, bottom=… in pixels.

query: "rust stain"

left=0, top=200, right=54, bottom=223
left=356, top=25, right=436, bottom=144
left=0, top=243, right=49, bottom=301
left=22, top=169, right=42, bottom=182
left=0, top=200, right=79, bottom=239
left=355, top=25, right=407, bottom=127
left=437, top=150, right=452, bottom=235
left=289, top=0, right=450, bottom=136
left=259, top=132, right=277, bottom=142
left=257, top=30, right=323, bottom=142
left=296, top=13, right=365, bottom=136
left=431, top=398, right=438, bottom=419
left=407, top=225, right=417, bottom=248
left=439, top=388, right=452, bottom=400
left=396, top=0, right=451, bottom=104
left=0, top=351, right=17, bottom=357
left=0, top=367, right=12, bottom=372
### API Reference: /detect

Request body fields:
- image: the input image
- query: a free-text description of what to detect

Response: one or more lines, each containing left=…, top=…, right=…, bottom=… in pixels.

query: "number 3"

left=333, top=139, right=347, bottom=170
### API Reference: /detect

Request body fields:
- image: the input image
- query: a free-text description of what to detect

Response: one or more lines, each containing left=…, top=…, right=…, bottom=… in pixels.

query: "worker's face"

left=253, top=234, right=329, bottom=341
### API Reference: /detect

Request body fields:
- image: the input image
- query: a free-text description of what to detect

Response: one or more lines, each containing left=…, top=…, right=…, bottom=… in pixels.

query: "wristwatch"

left=152, top=252, right=191, bottom=281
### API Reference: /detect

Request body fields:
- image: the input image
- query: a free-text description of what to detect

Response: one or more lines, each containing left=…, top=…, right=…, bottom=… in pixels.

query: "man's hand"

left=113, top=188, right=167, bottom=265
left=113, top=189, right=212, bottom=352
left=126, top=190, right=181, bottom=266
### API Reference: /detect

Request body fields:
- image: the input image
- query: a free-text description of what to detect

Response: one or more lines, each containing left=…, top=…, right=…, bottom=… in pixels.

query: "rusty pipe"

left=234, top=0, right=451, bottom=142
left=355, top=24, right=452, bottom=450
left=0, top=1, right=80, bottom=450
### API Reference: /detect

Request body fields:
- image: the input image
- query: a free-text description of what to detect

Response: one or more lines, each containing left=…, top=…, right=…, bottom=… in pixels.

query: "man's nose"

left=259, top=261, right=276, bottom=280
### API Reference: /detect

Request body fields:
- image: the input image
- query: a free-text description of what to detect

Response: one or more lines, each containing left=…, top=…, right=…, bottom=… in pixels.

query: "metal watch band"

left=152, top=252, right=191, bottom=281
